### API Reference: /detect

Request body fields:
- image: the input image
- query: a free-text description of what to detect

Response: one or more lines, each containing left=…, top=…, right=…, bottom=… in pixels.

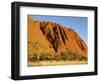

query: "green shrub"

left=40, top=53, right=54, bottom=61
left=28, top=53, right=38, bottom=62
left=28, top=50, right=87, bottom=62
left=59, top=51, right=87, bottom=61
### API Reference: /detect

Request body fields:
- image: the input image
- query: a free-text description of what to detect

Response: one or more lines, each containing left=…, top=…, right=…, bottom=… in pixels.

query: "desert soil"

left=28, top=60, right=88, bottom=67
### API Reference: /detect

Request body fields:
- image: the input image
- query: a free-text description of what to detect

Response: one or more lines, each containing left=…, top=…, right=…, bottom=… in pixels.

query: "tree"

left=28, top=41, right=47, bottom=62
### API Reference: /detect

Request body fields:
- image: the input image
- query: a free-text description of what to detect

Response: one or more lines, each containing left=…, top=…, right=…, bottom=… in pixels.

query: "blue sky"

left=31, top=15, right=88, bottom=44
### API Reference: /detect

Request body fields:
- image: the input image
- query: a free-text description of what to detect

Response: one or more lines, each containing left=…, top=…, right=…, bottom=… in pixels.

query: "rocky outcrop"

left=28, top=16, right=87, bottom=57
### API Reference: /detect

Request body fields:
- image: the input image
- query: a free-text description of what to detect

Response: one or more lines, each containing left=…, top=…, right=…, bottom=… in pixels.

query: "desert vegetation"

left=28, top=41, right=87, bottom=66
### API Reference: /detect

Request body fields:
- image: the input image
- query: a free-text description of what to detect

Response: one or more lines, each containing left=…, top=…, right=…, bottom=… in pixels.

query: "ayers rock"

left=28, top=16, right=88, bottom=57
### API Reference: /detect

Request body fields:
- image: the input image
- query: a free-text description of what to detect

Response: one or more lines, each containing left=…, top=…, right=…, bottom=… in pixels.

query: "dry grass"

left=28, top=60, right=88, bottom=67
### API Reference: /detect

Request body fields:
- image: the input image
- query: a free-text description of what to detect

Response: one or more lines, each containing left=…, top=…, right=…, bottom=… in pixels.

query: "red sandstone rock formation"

left=28, top=16, right=87, bottom=57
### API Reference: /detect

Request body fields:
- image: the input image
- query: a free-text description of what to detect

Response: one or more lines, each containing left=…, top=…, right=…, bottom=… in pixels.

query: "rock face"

left=28, top=16, right=87, bottom=57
